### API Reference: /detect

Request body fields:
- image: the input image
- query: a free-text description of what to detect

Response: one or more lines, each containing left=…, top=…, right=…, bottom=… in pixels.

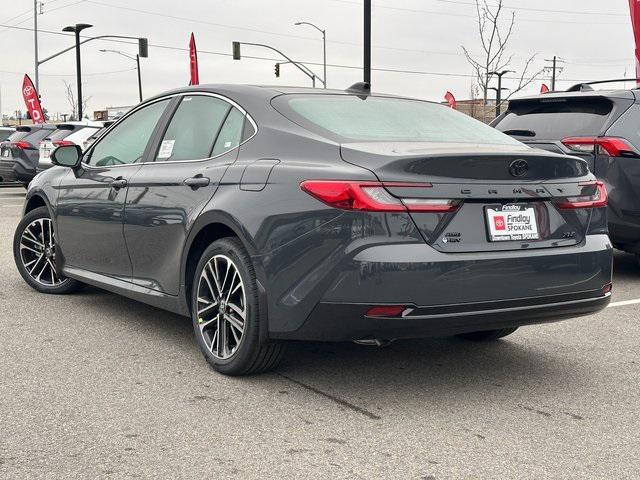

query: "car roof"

left=512, top=89, right=637, bottom=103
left=146, top=83, right=414, bottom=103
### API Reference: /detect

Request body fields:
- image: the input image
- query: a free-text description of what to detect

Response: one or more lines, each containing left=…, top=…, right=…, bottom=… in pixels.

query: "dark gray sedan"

left=13, top=84, right=613, bottom=375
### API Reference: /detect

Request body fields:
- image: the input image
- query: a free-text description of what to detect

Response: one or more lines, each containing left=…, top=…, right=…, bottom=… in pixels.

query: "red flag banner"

left=540, top=83, right=550, bottom=94
left=189, top=32, right=199, bottom=86
left=444, top=91, right=457, bottom=109
left=630, top=0, right=640, bottom=83
left=22, top=74, right=45, bottom=124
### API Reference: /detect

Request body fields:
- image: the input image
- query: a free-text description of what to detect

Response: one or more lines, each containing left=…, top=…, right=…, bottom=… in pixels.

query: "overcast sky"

left=0, top=0, right=634, bottom=117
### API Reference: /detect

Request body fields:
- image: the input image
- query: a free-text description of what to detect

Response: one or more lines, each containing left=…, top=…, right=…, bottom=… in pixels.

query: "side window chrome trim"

left=83, top=91, right=258, bottom=169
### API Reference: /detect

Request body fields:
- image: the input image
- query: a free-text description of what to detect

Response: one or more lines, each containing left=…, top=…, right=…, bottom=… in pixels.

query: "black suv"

left=492, top=81, right=640, bottom=262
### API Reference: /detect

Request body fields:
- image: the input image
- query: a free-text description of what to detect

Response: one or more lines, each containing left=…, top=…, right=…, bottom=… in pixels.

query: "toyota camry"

left=13, top=84, right=613, bottom=375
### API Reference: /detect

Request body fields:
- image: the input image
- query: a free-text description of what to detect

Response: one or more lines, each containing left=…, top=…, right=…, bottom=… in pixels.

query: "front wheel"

left=191, top=237, right=284, bottom=376
left=13, top=206, right=83, bottom=294
left=457, top=327, right=518, bottom=342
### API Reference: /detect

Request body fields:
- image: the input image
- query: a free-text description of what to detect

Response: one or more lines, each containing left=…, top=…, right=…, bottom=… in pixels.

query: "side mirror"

left=51, top=144, right=82, bottom=168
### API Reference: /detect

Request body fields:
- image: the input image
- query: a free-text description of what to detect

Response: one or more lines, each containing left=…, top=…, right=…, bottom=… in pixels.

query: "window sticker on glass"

left=224, top=141, right=232, bottom=148
left=158, top=139, right=175, bottom=159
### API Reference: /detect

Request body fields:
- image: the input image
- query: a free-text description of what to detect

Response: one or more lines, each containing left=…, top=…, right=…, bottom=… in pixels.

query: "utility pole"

left=364, top=0, right=371, bottom=85
left=544, top=56, right=565, bottom=91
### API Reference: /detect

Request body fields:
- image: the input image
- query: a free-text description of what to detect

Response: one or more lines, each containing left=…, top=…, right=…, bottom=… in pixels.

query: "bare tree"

left=63, top=80, right=91, bottom=120
left=462, top=0, right=543, bottom=115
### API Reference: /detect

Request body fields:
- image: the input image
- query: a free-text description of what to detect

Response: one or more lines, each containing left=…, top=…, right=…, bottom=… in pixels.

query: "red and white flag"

left=629, top=0, right=640, bottom=83
left=540, top=83, right=550, bottom=94
left=444, top=91, right=457, bottom=109
left=189, top=32, right=199, bottom=86
left=22, top=74, right=45, bottom=124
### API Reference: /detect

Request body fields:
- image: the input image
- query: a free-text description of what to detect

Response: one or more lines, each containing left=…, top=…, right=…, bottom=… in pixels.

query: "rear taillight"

left=300, top=180, right=460, bottom=213
left=562, top=137, right=638, bottom=157
left=53, top=140, right=74, bottom=147
left=11, top=141, right=31, bottom=149
left=554, top=181, right=608, bottom=209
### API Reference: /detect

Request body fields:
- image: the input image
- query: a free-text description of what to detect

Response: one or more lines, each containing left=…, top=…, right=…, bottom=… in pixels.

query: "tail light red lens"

left=11, top=141, right=31, bottom=149
left=555, top=181, right=608, bottom=209
left=53, top=140, right=74, bottom=147
left=562, top=137, right=638, bottom=157
left=366, top=305, right=408, bottom=317
left=300, top=180, right=460, bottom=213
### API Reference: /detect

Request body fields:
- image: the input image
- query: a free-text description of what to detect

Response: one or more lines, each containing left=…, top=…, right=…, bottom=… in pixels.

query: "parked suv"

left=14, top=85, right=612, bottom=376
left=492, top=81, right=640, bottom=261
left=0, top=124, right=55, bottom=186
left=37, top=121, right=103, bottom=173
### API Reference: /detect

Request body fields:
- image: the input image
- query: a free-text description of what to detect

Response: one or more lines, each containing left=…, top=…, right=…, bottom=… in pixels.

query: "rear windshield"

left=6, top=130, right=30, bottom=142
left=47, top=128, right=75, bottom=142
left=274, top=94, right=521, bottom=145
left=22, top=128, right=54, bottom=145
left=0, top=130, right=13, bottom=142
left=495, top=97, right=613, bottom=140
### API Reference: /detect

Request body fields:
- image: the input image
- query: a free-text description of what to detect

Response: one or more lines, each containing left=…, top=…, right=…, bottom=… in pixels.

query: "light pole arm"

left=39, top=34, right=143, bottom=65
left=238, top=42, right=325, bottom=87
left=296, top=21, right=324, bottom=35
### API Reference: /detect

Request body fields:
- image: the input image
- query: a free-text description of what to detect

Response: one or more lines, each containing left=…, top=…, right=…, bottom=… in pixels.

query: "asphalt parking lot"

left=1, top=185, right=639, bottom=479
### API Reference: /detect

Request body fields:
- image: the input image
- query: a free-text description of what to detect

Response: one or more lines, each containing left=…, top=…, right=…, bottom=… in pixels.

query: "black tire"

left=13, top=206, right=83, bottom=294
left=457, top=327, right=518, bottom=342
left=191, top=237, right=284, bottom=376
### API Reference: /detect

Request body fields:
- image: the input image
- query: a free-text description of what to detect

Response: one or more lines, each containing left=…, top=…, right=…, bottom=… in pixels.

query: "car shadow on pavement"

left=47, top=273, right=608, bottom=413
left=612, top=249, right=639, bottom=279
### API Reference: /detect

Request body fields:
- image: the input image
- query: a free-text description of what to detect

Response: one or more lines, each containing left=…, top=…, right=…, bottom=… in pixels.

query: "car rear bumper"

left=270, top=234, right=613, bottom=341
left=280, top=290, right=611, bottom=341
left=0, top=159, right=35, bottom=183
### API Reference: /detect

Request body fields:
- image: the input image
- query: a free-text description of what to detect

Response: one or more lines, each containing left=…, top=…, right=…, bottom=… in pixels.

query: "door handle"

left=111, top=178, right=128, bottom=190
left=184, top=176, right=210, bottom=189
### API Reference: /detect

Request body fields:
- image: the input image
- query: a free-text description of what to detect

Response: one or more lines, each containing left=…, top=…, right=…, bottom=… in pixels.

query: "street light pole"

left=62, top=23, right=92, bottom=120
left=33, top=0, right=39, bottom=92
left=295, top=21, right=326, bottom=88
left=488, top=70, right=513, bottom=117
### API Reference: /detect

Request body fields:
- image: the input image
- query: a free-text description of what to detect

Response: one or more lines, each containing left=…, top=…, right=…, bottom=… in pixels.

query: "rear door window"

left=495, top=98, right=613, bottom=140
left=155, top=95, right=231, bottom=162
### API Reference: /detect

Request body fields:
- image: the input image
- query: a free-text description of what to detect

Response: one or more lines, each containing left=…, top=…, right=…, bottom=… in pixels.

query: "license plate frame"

left=485, top=204, right=540, bottom=242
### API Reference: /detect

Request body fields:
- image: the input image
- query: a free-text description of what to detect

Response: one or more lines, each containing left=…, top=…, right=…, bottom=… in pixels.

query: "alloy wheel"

left=19, top=218, right=65, bottom=286
left=196, top=254, right=246, bottom=360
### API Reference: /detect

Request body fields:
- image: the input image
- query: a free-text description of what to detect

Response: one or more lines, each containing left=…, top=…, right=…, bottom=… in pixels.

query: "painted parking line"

left=609, top=298, right=640, bottom=308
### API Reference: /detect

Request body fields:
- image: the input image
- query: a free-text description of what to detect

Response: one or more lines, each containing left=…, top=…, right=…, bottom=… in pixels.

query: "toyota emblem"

left=509, top=159, right=529, bottom=177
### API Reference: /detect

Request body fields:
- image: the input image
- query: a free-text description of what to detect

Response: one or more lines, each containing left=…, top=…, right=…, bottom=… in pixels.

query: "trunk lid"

left=340, top=142, right=595, bottom=253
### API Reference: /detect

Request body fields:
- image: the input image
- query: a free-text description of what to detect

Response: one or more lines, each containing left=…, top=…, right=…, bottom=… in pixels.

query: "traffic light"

left=232, top=42, right=241, bottom=60
left=275, top=63, right=280, bottom=78
left=138, top=38, right=148, bottom=58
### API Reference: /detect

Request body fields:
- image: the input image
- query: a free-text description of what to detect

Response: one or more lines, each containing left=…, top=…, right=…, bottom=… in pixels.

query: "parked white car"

left=37, top=121, right=103, bottom=173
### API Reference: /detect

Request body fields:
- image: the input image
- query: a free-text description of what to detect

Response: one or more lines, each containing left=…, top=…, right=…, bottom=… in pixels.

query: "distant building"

left=93, top=105, right=133, bottom=121
left=442, top=99, right=508, bottom=123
